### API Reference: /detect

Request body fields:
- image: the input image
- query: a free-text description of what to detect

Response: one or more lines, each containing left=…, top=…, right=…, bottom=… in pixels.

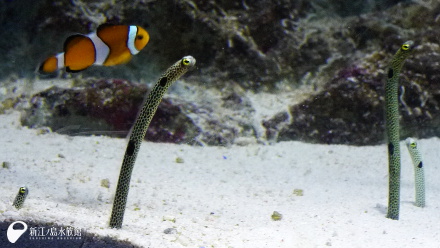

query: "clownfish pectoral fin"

left=118, top=53, right=133, bottom=65
left=63, top=34, right=96, bottom=72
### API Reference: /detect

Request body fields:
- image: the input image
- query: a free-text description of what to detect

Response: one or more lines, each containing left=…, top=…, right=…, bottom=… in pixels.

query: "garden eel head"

left=406, top=137, right=417, bottom=148
left=19, top=187, right=28, bottom=196
left=181, top=56, right=196, bottom=67
left=401, top=41, right=412, bottom=51
left=396, top=40, right=414, bottom=61
left=388, top=40, right=414, bottom=80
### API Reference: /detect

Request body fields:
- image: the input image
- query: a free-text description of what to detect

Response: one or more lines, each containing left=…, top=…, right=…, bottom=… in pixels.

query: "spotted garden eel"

left=385, top=41, right=414, bottom=220
left=109, top=56, right=196, bottom=228
left=405, top=138, right=425, bottom=207
left=13, top=187, right=28, bottom=209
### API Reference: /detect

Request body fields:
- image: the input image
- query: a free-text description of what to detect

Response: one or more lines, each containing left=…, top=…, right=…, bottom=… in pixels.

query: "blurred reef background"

left=1, top=0, right=440, bottom=146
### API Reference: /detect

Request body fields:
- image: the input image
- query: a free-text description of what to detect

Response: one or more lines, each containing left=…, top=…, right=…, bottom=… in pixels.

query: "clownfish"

left=39, top=24, right=149, bottom=73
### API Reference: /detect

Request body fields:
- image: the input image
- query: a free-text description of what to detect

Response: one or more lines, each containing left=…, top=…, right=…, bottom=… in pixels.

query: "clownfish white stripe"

left=38, top=24, right=149, bottom=74
left=87, top=32, right=110, bottom=65
left=56, top=53, right=64, bottom=69
left=127, top=26, right=140, bottom=55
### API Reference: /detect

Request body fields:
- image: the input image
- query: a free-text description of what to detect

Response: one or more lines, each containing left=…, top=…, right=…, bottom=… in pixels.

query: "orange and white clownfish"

left=39, top=24, right=149, bottom=73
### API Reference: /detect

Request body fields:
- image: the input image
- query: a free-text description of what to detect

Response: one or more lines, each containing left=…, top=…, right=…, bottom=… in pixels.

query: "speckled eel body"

left=385, top=41, right=413, bottom=220
left=13, top=186, right=28, bottom=209
left=109, top=56, right=196, bottom=228
left=405, top=137, right=425, bottom=208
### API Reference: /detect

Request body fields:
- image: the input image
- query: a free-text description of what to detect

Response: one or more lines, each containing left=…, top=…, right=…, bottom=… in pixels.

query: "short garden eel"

left=405, top=137, right=425, bottom=207
left=109, top=56, right=196, bottom=228
left=385, top=40, right=414, bottom=220
left=13, top=187, right=28, bottom=209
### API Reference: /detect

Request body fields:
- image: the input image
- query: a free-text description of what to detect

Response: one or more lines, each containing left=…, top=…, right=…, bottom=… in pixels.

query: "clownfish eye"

left=136, top=35, right=143, bottom=40
left=182, top=58, right=190, bottom=65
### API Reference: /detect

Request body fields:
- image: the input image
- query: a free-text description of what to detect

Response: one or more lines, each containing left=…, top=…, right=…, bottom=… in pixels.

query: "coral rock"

left=22, top=79, right=200, bottom=144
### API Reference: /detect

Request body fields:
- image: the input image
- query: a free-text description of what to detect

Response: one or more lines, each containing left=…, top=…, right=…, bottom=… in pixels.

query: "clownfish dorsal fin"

left=63, top=34, right=88, bottom=53
left=96, top=23, right=116, bottom=33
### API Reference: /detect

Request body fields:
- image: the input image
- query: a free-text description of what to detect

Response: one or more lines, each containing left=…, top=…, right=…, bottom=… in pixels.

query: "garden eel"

left=109, top=56, right=196, bottom=228
left=12, top=187, right=28, bottom=209
left=385, top=40, right=414, bottom=220
left=405, top=138, right=425, bottom=207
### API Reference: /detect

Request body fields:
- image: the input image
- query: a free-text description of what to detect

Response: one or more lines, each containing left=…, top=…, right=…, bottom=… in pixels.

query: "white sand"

left=1, top=110, right=439, bottom=247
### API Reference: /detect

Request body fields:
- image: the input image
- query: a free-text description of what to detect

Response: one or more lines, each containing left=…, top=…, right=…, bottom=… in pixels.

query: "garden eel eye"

left=19, top=187, right=27, bottom=194
left=410, top=142, right=417, bottom=148
left=182, top=58, right=191, bottom=66
left=402, top=43, right=410, bottom=50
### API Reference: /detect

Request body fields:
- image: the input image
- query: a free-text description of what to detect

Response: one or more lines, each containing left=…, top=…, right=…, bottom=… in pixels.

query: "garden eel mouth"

left=13, top=186, right=29, bottom=209
left=385, top=41, right=414, bottom=220
left=109, top=56, right=196, bottom=229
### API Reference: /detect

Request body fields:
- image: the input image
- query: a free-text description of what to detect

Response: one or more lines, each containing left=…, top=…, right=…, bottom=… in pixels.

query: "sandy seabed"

left=0, top=110, right=439, bottom=247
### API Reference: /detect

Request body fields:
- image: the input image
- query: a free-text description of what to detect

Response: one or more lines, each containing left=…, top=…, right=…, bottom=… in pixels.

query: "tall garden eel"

left=13, top=187, right=28, bottom=209
left=385, top=41, right=414, bottom=220
left=405, top=138, right=425, bottom=208
left=109, top=56, right=196, bottom=228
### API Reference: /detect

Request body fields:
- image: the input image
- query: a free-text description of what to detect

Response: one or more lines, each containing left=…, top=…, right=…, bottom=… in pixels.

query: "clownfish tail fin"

left=37, top=62, right=46, bottom=74
left=38, top=55, right=61, bottom=74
